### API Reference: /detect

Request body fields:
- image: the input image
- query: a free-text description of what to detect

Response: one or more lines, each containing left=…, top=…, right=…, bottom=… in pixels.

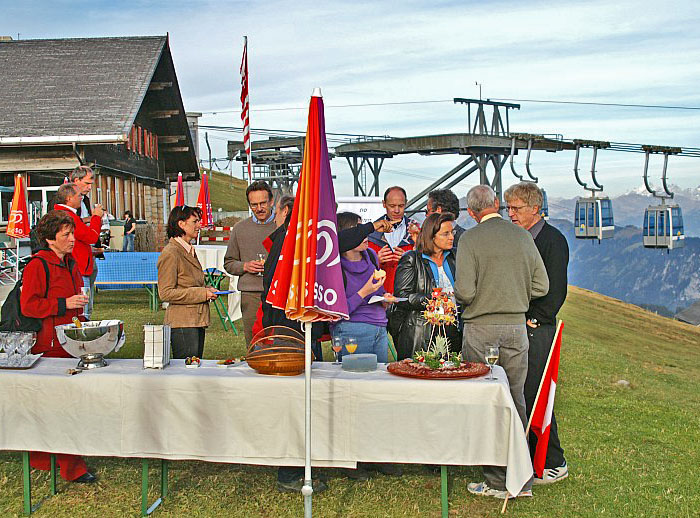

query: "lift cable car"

left=573, top=140, right=614, bottom=242
left=641, top=145, right=684, bottom=251
left=509, top=134, right=549, bottom=218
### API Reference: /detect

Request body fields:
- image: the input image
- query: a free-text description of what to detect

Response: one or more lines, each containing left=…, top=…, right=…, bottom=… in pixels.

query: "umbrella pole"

left=302, top=322, right=313, bottom=517
left=15, top=239, right=20, bottom=282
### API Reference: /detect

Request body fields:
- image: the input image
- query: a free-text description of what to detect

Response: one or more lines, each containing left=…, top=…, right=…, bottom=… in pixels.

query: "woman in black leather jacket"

left=390, top=212, right=462, bottom=359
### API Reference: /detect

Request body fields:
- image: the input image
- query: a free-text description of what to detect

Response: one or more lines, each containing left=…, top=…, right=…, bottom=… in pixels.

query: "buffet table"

left=1, top=359, right=531, bottom=513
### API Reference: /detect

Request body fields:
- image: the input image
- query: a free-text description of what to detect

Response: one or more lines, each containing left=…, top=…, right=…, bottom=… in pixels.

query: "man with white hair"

left=455, top=184, right=549, bottom=499
left=504, top=181, right=569, bottom=484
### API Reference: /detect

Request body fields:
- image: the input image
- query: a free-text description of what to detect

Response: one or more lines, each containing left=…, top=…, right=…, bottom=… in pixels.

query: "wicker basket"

left=246, top=326, right=314, bottom=376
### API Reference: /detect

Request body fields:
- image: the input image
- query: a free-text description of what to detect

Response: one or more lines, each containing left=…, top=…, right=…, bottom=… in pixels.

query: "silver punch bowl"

left=55, top=320, right=126, bottom=369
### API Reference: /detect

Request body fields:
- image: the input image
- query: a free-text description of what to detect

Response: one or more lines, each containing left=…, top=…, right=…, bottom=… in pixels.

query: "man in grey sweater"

left=224, top=181, right=276, bottom=346
left=455, top=185, right=549, bottom=500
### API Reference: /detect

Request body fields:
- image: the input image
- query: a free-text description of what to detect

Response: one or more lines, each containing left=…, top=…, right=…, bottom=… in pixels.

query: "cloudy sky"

left=4, top=0, right=700, bottom=199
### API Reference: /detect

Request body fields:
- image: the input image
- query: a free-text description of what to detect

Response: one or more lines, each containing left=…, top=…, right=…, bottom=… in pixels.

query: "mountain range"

left=547, top=219, right=700, bottom=317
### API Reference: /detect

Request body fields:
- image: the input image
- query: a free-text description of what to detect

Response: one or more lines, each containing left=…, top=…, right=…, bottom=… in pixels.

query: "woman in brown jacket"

left=157, top=206, right=218, bottom=358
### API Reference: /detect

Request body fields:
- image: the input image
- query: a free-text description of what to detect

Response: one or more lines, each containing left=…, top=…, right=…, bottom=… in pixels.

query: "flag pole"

left=302, top=321, right=313, bottom=517
left=501, top=319, right=563, bottom=514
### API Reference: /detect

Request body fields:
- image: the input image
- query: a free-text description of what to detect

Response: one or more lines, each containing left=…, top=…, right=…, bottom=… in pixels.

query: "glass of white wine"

left=485, top=346, right=499, bottom=381
left=256, top=253, right=266, bottom=276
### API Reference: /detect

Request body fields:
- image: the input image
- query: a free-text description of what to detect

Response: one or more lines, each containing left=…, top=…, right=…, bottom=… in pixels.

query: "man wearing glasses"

left=224, top=181, right=276, bottom=346
left=505, top=182, right=569, bottom=485
left=455, top=184, right=549, bottom=500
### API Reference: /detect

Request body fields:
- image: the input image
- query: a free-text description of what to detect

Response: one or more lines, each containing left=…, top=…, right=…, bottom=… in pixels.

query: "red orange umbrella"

left=6, top=174, right=30, bottom=281
left=196, top=172, right=213, bottom=228
left=174, top=172, right=185, bottom=208
left=266, top=91, right=348, bottom=322
left=266, top=89, right=347, bottom=513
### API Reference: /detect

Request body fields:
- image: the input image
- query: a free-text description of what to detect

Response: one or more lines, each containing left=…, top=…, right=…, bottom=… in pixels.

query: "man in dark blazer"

left=505, top=181, right=570, bottom=485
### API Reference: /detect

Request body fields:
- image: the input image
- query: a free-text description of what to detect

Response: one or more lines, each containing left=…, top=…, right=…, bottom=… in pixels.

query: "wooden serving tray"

left=387, top=358, right=490, bottom=379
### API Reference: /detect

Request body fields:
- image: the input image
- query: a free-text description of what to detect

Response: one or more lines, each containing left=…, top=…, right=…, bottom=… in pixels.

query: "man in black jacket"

left=426, top=188, right=466, bottom=248
left=505, top=182, right=569, bottom=485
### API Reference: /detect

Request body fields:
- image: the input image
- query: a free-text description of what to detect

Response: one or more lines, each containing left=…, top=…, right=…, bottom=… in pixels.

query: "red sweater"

left=54, top=204, right=101, bottom=276
left=20, top=249, right=85, bottom=357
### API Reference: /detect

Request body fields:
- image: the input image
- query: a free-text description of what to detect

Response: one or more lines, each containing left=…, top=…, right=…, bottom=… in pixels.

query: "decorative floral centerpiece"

left=414, top=287, right=460, bottom=368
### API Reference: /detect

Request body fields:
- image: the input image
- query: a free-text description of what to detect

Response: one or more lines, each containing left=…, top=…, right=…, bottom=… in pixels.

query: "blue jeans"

left=123, top=233, right=135, bottom=252
left=332, top=321, right=388, bottom=362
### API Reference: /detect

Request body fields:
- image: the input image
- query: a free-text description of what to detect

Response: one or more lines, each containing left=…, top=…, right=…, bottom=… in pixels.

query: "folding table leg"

left=22, top=452, right=57, bottom=516
left=22, top=452, right=31, bottom=516
left=142, top=458, right=168, bottom=516
left=441, top=465, right=449, bottom=518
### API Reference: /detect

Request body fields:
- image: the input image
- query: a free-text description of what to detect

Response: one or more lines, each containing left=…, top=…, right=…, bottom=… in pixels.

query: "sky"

left=4, top=0, right=700, bottom=199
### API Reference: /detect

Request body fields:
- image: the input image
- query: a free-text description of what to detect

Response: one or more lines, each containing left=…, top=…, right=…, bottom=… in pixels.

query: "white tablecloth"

left=0, top=359, right=531, bottom=495
left=193, top=244, right=241, bottom=321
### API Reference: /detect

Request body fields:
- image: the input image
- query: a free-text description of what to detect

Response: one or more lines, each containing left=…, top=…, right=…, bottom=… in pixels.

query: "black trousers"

left=524, top=324, right=565, bottom=469
left=171, top=327, right=206, bottom=359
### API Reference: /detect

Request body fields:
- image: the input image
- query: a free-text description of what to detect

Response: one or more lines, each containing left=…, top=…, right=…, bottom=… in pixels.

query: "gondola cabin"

left=540, top=190, right=549, bottom=219
left=643, top=204, right=685, bottom=250
left=574, top=197, right=614, bottom=240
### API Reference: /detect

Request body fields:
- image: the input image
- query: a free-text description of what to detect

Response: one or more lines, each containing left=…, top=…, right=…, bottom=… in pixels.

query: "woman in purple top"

left=332, top=212, right=393, bottom=362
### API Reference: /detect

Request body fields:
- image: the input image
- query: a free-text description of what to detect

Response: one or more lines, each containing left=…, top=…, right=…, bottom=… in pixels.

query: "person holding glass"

left=391, top=212, right=461, bottom=360
left=157, top=206, right=218, bottom=359
left=20, top=210, right=96, bottom=483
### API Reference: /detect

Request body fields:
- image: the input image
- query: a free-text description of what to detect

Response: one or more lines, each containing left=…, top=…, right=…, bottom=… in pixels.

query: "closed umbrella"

left=174, top=172, right=185, bottom=208
left=196, top=172, right=213, bottom=228
left=6, top=174, right=31, bottom=281
left=266, top=88, right=348, bottom=517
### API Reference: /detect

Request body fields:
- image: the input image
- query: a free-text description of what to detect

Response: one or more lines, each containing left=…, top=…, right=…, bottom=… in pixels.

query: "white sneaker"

left=533, top=461, right=568, bottom=485
left=467, top=481, right=507, bottom=499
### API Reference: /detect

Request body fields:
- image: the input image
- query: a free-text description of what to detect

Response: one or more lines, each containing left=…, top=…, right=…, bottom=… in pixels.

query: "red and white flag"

left=240, top=36, right=252, bottom=182
left=528, top=320, right=564, bottom=477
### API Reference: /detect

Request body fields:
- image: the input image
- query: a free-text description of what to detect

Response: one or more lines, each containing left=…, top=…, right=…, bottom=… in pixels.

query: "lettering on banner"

left=314, top=219, right=340, bottom=307
left=314, top=281, right=338, bottom=306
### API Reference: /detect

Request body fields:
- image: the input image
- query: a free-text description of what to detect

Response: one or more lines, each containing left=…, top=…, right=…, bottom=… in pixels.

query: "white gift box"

left=143, top=324, right=171, bottom=369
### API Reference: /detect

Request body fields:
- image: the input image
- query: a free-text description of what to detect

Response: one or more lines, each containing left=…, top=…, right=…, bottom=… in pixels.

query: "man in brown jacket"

left=158, top=206, right=218, bottom=358
left=224, top=181, right=277, bottom=346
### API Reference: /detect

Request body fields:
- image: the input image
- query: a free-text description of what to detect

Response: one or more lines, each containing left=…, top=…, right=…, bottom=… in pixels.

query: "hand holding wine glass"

left=485, top=346, right=499, bottom=381
left=256, top=253, right=266, bottom=276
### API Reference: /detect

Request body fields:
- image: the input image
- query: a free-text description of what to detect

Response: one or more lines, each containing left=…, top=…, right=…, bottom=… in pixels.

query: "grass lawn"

left=206, top=168, right=249, bottom=213
left=1, top=286, right=699, bottom=517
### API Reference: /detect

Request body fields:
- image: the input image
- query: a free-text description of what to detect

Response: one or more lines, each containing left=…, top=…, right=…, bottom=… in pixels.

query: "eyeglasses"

left=506, top=205, right=528, bottom=213
left=436, top=230, right=456, bottom=238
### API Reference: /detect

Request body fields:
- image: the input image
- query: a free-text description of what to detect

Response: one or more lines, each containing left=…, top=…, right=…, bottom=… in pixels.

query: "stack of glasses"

left=0, top=332, right=37, bottom=368
left=143, top=324, right=171, bottom=369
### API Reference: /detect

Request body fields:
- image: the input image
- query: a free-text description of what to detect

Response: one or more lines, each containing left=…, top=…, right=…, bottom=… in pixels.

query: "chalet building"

left=0, top=35, right=198, bottom=227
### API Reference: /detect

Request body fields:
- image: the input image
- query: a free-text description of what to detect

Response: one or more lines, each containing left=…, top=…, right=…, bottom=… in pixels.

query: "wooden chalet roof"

left=0, top=36, right=167, bottom=139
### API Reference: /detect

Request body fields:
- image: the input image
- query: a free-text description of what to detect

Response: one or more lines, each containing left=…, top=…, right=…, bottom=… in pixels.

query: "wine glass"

left=485, top=346, right=499, bottom=381
left=331, top=337, right=343, bottom=365
left=345, top=336, right=358, bottom=355
left=256, top=253, right=266, bottom=276
left=5, top=333, right=19, bottom=367
left=0, top=332, right=8, bottom=365
left=16, top=332, right=36, bottom=367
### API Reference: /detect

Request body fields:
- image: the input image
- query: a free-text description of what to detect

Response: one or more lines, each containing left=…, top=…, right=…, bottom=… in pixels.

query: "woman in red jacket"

left=20, top=210, right=96, bottom=483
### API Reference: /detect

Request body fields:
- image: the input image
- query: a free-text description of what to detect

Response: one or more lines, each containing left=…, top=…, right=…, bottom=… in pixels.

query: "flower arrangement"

left=413, top=288, right=461, bottom=369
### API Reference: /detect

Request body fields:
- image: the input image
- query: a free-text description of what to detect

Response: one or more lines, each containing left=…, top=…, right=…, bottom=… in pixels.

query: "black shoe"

left=277, top=477, right=328, bottom=494
left=73, top=472, right=97, bottom=484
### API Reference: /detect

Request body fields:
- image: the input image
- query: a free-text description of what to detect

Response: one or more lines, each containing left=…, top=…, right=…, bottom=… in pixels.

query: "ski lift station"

left=228, top=97, right=695, bottom=251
